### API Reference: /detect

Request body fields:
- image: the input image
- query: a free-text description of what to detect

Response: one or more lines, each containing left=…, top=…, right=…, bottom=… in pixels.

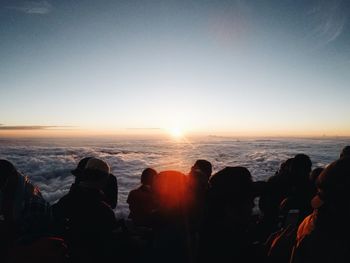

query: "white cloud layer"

left=0, top=137, right=345, bottom=217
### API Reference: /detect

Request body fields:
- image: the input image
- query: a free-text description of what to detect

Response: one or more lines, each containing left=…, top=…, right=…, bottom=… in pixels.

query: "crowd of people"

left=0, top=146, right=350, bottom=263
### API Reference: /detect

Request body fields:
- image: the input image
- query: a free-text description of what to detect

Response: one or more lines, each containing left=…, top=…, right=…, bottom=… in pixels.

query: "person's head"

left=154, top=170, right=188, bottom=216
left=290, top=154, right=312, bottom=184
left=192, top=160, right=212, bottom=179
left=0, top=159, right=17, bottom=191
left=208, top=167, right=253, bottom=224
left=340, top=146, right=350, bottom=159
left=312, top=158, right=350, bottom=212
left=71, top=157, right=93, bottom=179
left=310, top=167, right=324, bottom=186
left=141, top=168, right=157, bottom=186
left=278, top=158, right=294, bottom=176
left=80, top=158, right=110, bottom=189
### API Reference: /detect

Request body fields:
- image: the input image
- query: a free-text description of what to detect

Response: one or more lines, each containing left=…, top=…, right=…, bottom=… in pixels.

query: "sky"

left=1, top=0, right=350, bottom=137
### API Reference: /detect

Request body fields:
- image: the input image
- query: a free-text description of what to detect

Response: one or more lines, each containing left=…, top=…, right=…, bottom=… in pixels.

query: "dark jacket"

left=127, top=184, right=156, bottom=227
left=52, top=186, right=117, bottom=263
left=291, top=210, right=350, bottom=263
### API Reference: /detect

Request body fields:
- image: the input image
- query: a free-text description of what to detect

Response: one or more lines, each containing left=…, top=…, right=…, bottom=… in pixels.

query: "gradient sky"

left=1, top=0, right=350, bottom=136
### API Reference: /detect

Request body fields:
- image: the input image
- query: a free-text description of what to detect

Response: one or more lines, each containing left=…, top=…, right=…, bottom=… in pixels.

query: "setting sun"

left=168, top=127, right=184, bottom=138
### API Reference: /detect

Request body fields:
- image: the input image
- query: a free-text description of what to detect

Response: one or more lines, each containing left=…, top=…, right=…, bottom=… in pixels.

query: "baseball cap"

left=71, top=157, right=93, bottom=176
left=85, top=158, right=110, bottom=175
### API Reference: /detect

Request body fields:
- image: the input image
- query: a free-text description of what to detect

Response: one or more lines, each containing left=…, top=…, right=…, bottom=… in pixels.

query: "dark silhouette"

left=0, top=160, right=50, bottom=235
left=190, top=159, right=212, bottom=180
left=198, top=167, right=257, bottom=263
left=279, top=154, right=314, bottom=224
left=52, top=158, right=117, bottom=263
left=70, top=157, right=92, bottom=179
left=187, top=160, right=212, bottom=262
left=309, top=167, right=324, bottom=185
left=0, top=160, right=50, bottom=262
left=70, top=157, right=118, bottom=209
left=2, top=149, right=348, bottom=263
left=291, top=157, right=350, bottom=263
left=152, top=170, right=190, bottom=263
left=127, top=168, right=157, bottom=227
left=340, top=145, right=350, bottom=159
left=188, top=159, right=212, bottom=225
left=265, top=155, right=314, bottom=262
left=257, top=158, right=294, bottom=241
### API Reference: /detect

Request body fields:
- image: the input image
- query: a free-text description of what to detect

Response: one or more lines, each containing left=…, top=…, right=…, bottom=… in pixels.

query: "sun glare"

left=169, top=127, right=184, bottom=138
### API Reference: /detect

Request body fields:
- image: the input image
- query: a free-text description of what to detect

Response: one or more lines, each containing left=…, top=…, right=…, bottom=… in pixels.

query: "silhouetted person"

left=188, top=160, right=212, bottom=221
left=187, top=160, right=212, bottom=259
left=309, top=167, right=324, bottom=185
left=291, top=157, right=350, bottom=263
left=70, top=157, right=92, bottom=180
left=152, top=170, right=190, bottom=263
left=309, top=167, right=324, bottom=190
left=127, top=168, right=157, bottom=227
left=340, top=145, right=350, bottom=159
left=279, top=154, right=314, bottom=225
left=257, top=158, right=294, bottom=242
left=198, top=167, right=257, bottom=263
left=0, top=160, right=50, bottom=235
left=190, top=160, right=212, bottom=181
left=52, top=158, right=117, bottom=263
left=71, top=157, right=118, bottom=209
left=0, top=160, right=50, bottom=262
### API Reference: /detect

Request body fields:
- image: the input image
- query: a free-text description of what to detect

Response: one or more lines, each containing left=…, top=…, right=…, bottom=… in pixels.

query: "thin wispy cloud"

left=308, top=0, right=347, bottom=45
left=7, top=1, right=52, bottom=15
left=0, top=125, right=70, bottom=130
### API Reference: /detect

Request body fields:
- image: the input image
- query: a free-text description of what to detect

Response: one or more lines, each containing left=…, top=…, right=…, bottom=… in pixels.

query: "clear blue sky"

left=1, top=0, right=350, bottom=136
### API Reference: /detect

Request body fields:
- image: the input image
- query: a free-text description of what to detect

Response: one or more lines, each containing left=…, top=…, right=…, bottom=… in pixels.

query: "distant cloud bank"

left=0, top=124, right=69, bottom=130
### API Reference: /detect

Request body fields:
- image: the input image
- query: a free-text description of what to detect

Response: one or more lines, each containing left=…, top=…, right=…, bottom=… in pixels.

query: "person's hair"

left=208, top=166, right=253, bottom=208
left=278, top=158, right=294, bottom=176
left=0, top=159, right=17, bottom=189
left=193, top=160, right=212, bottom=178
left=154, top=170, right=188, bottom=215
left=290, top=154, right=312, bottom=182
left=141, top=168, right=157, bottom=185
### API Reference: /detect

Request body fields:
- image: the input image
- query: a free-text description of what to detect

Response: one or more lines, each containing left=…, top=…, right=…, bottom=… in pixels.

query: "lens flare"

left=168, top=127, right=184, bottom=138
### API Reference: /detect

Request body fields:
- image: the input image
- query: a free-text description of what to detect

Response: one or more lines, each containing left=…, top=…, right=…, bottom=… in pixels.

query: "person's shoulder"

left=126, top=187, right=139, bottom=202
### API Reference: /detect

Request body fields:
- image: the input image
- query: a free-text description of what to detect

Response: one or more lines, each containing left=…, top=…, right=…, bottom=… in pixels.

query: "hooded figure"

left=52, top=158, right=117, bottom=263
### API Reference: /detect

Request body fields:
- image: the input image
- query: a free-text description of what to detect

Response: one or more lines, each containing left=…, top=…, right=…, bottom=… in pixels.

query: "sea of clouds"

left=0, top=137, right=348, bottom=217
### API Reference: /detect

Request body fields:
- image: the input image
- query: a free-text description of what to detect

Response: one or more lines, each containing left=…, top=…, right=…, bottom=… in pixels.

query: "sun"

left=168, top=127, right=184, bottom=138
